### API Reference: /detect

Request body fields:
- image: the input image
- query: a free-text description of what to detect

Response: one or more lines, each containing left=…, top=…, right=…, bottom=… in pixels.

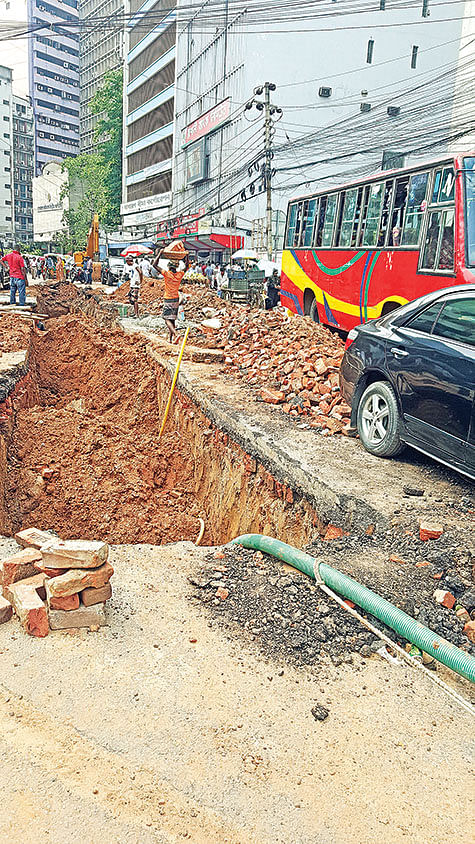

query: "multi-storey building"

left=167, top=0, right=475, bottom=257
left=0, top=66, right=14, bottom=244
left=121, top=0, right=176, bottom=231
left=12, top=95, right=34, bottom=244
left=78, top=0, right=123, bottom=153
left=27, top=0, right=80, bottom=174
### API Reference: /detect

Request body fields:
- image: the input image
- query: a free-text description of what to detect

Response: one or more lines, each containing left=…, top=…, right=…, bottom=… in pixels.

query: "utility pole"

left=244, top=83, right=282, bottom=259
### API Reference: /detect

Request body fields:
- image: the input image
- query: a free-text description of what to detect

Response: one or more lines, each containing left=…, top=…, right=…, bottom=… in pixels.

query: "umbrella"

left=121, top=244, right=153, bottom=257
left=257, top=258, right=281, bottom=277
left=232, top=248, right=259, bottom=260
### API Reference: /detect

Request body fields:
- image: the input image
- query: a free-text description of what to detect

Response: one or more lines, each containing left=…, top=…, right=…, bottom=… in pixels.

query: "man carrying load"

left=154, top=241, right=189, bottom=344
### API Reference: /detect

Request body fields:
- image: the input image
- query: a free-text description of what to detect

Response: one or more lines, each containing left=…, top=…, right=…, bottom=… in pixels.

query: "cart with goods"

left=222, top=267, right=265, bottom=307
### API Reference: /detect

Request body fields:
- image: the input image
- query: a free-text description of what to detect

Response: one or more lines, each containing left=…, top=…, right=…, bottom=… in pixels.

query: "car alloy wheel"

left=360, top=393, right=390, bottom=445
left=356, top=381, right=404, bottom=458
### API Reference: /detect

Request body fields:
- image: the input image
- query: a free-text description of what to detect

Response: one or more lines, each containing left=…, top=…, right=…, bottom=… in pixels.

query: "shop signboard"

left=182, top=98, right=231, bottom=147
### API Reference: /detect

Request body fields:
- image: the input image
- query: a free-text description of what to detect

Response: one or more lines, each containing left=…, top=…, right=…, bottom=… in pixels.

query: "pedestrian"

left=215, top=265, right=228, bottom=298
left=155, top=250, right=189, bottom=343
left=2, top=244, right=27, bottom=306
left=265, top=269, right=281, bottom=310
left=126, top=257, right=143, bottom=317
left=205, top=262, right=215, bottom=284
left=85, top=256, right=93, bottom=285
left=46, top=254, right=54, bottom=279
left=55, top=255, right=64, bottom=282
left=140, top=255, right=159, bottom=279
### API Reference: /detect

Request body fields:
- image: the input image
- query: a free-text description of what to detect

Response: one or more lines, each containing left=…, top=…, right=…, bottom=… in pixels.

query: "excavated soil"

left=0, top=315, right=32, bottom=354
left=5, top=314, right=204, bottom=544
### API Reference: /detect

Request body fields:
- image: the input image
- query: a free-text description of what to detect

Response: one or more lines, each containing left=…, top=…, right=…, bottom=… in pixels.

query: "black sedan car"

left=339, top=284, right=475, bottom=480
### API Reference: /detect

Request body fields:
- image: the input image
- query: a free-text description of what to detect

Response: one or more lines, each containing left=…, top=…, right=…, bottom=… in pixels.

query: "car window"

left=404, top=301, right=444, bottom=334
left=432, top=298, right=475, bottom=347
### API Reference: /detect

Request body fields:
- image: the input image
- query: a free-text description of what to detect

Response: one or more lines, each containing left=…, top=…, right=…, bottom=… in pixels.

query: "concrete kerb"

left=142, top=336, right=384, bottom=533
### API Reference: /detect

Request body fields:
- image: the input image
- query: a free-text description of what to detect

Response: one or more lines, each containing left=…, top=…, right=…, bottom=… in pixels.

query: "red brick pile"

left=191, top=305, right=351, bottom=435
left=0, top=528, right=113, bottom=637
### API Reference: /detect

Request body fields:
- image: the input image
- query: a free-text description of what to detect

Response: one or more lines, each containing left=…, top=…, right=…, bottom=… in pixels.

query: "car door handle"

left=390, top=347, right=409, bottom=358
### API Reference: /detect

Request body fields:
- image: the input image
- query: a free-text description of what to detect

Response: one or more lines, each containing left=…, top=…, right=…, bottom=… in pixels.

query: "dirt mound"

left=35, top=282, right=82, bottom=317
left=0, top=315, right=33, bottom=354
left=111, top=275, right=165, bottom=303
left=5, top=314, right=202, bottom=544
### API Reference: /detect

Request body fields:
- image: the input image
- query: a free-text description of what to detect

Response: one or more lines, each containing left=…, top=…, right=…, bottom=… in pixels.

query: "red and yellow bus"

left=280, top=154, right=475, bottom=331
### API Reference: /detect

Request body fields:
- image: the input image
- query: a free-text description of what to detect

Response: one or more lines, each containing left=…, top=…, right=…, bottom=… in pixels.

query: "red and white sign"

left=183, top=98, right=231, bottom=147
left=156, top=209, right=205, bottom=240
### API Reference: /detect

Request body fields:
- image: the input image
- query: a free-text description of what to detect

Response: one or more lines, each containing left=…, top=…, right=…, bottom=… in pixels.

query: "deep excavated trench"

left=1, top=312, right=323, bottom=547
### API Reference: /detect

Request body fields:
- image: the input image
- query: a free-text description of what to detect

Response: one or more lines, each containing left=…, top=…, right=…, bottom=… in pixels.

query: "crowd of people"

left=2, top=244, right=282, bottom=331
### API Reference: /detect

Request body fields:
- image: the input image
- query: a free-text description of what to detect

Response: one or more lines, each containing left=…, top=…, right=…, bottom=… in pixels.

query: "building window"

left=422, top=0, right=429, bottom=16
left=366, top=39, right=374, bottom=64
left=379, top=0, right=385, bottom=7
left=411, top=46, right=419, bottom=68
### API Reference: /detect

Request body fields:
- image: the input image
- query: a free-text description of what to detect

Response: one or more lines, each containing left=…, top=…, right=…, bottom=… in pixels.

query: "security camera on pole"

left=244, top=83, right=282, bottom=259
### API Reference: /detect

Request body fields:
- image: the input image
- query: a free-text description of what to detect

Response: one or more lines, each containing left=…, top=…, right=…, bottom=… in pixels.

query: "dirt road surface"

left=0, top=536, right=472, bottom=844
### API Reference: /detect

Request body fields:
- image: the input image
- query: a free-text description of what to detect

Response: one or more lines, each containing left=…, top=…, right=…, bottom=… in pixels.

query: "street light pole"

left=244, top=83, right=282, bottom=260
left=264, top=83, right=273, bottom=260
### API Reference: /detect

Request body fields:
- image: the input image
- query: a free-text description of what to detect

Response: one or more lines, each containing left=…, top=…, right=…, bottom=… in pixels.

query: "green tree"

left=61, top=68, right=123, bottom=248
left=62, top=153, right=112, bottom=250
left=90, top=68, right=123, bottom=228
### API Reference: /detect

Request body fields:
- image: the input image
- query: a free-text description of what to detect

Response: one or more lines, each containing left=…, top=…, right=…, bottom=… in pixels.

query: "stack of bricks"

left=0, top=528, right=113, bottom=637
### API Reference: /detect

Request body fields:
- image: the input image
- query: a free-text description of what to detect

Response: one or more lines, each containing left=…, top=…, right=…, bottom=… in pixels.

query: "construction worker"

left=154, top=251, right=189, bottom=343
left=126, top=256, right=143, bottom=318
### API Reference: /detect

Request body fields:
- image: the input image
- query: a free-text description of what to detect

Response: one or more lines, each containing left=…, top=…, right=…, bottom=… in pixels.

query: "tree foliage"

left=62, top=69, right=123, bottom=249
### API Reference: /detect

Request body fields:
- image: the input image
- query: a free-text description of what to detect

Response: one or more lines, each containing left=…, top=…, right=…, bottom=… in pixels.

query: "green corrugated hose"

left=230, top=534, right=475, bottom=684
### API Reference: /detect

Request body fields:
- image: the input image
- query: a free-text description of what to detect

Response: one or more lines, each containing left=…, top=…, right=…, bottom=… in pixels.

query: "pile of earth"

left=5, top=313, right=204, bottom=545
left=0, top=314, right=32, bottom=354
left=35, top=282, right=83, bottom=318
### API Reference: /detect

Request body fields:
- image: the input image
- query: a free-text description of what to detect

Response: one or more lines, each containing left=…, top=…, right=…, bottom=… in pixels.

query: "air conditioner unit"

left=387, top=106, right=400, bottom=117
left=360, top=102, right=371, bottom=113
left=318, top=86, right=332, bottom=98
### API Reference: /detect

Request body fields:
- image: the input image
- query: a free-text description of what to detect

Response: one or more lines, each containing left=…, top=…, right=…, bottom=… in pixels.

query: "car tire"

left=356, top=381, right=405, bottom=458
left=309, top=298, right=320, bottom=323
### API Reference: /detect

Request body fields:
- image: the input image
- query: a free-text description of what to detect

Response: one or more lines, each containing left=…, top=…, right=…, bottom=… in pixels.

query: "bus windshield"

left=464, top=157, right=475, bottom=266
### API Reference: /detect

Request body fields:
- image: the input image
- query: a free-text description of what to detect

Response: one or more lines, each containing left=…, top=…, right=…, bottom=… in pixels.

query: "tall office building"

left=0, top=66, right=14, bottom=244
left=12, top=95, right=34, bottom=244
left=121, top=0, right=176, bottom=230
left=78, top=0, right=123, bottom=153
left=27, top=0, right=80, bottom=174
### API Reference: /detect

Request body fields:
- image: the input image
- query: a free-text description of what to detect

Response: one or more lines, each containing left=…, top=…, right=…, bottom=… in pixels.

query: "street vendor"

left=154, top=249, right=189, bottom=343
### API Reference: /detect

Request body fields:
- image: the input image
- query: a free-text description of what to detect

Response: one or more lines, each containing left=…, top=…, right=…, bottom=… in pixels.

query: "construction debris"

left=0, top=530, right=113, bottom=636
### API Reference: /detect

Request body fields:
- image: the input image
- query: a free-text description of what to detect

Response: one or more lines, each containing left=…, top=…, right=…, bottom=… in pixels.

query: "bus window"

left=301, top=198, right=317, bottom=247
left=321, top=194, right=338, bottom=246
left=387, top=176, right=409, bottom=246
left=314, top=196, right=327, bottom=247
left=464, top=156, right=475, bottom=266
left=438, top=209, right=455, bottom=270
left=351, top=186, right=364, bottom=246
left=421, top=208, right=455, bottom=271
left=286, top=203, right=298, bottom=247
left=293, top=202, right=304, bottom=247
left=362, top=182, right=383, bottom=246
left=401, top=171, right=429, bottom=245
left=432, top=167, right=455, bottom=204
left=377, top=180, right=394, bottom=246
left=337, top=188, right=358, bottom=247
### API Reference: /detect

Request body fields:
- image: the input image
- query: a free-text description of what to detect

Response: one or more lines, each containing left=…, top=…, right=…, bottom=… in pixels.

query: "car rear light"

left=345, top=328, right=358, bottom=349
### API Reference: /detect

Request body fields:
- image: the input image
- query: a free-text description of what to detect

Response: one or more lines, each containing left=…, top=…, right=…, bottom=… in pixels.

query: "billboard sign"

left=182, top=98, right=231, bottom=147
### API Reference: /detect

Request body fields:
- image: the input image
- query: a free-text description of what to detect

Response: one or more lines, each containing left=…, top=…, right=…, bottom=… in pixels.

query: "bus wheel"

left=309, top=299, right=320, bottom=323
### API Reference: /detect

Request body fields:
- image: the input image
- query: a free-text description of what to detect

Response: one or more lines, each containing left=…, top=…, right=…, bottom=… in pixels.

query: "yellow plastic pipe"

left=158, top=326, right=190, bottom=440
